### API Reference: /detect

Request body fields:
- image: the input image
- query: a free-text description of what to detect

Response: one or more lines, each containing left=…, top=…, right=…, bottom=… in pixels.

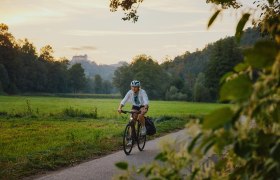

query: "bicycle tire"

left=123, top=123, right=134, bottom=155
left=137, top=122, right=146, bottom=151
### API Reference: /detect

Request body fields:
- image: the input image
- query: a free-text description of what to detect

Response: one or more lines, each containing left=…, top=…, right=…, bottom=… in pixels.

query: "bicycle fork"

left=129, top=120, right=137, bottom=142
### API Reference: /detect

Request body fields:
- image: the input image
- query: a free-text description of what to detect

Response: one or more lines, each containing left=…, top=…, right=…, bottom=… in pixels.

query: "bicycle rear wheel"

left=137, top=122, right=146, bottom=151
left=123, top=124, right=134, bottom=155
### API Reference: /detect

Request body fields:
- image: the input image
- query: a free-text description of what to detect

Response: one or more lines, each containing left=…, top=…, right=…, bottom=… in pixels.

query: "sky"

left=0, top=0, right=253, bottom=64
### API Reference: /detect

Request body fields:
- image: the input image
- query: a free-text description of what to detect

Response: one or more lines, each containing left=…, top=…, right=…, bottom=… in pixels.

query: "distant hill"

left=69, top=55, right=127, bottom=81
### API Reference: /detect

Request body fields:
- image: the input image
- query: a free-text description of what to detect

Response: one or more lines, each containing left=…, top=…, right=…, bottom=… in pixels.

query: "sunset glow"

left=0, top=0, right=250, bottom=64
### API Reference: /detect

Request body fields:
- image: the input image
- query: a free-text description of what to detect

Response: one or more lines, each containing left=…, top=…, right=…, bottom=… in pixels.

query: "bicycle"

left=120, top=110, right=146, bottom=155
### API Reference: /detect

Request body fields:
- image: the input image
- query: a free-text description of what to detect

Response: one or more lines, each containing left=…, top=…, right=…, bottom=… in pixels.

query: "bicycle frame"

left=121, top=110, right=146, bottom=155
left=121, top=110, right=140, bottom=140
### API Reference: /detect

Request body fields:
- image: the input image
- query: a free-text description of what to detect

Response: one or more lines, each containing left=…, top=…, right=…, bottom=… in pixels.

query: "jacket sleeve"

left=120, top=91, right=131, bottom=106
left=142, top=90, right=149, bottom=106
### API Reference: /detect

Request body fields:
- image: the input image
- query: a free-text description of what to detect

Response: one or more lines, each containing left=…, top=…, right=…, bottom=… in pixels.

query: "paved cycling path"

left=35, top=130, right=189, bottom=180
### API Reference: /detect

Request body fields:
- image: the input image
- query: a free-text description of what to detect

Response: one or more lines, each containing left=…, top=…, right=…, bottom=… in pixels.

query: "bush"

left=0, top=111, right=8, bottom=116
left=61, top=107, right=97, bottom=118
left=165, top=86, right=188, bottom=101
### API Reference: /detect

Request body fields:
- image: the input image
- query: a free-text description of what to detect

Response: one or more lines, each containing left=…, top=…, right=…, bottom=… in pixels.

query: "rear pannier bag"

left=145, top=117, right=156, bottom=136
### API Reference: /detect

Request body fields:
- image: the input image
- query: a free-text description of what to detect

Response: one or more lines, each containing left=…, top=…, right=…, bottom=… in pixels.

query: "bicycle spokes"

left=123, top=124, right=134, bottom=155
left=137, top=123, right=146, bottom=151
left=123, top=120, right=146, bottom=155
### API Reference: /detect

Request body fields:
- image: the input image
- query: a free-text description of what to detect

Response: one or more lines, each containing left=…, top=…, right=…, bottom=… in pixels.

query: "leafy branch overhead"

left=110, top=0, right=144, bottom=22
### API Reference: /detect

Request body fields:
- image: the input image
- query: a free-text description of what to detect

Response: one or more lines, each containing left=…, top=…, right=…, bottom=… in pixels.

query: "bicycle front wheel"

left=123, top=124, right=133, bottom=155
left=137, top=122, right=146, bottom=151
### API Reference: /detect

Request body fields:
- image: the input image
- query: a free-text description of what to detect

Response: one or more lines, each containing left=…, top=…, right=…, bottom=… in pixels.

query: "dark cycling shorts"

left=132, top=105, right=144, bottom=111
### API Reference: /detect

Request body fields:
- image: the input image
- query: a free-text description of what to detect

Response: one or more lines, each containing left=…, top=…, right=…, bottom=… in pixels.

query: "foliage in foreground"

left=113, top=0, right=280, bottom=179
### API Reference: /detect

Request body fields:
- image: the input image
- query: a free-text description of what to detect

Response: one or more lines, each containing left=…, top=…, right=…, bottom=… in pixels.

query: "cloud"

left=64, top=29, right=232, bottom=37
left=0, top=0, right=108, bottom=25
left=57, top=0, right=107, bottom=9
left=141, top=0, right=210, bottom=14
left=68, top=46, right=97, bottom=51
left=166, top=21, right=207, bottom=29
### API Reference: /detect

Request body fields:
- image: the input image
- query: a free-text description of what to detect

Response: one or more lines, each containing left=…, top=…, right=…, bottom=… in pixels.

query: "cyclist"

left=118, top=80, right=149, bottom=137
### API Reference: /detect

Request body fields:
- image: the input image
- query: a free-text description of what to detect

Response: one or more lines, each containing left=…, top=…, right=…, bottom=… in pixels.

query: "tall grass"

left=0, top=99, right=99, bottom=119
left=0, top=96, right=228, bottom=118
left=61, top=107, right=97, bottom=118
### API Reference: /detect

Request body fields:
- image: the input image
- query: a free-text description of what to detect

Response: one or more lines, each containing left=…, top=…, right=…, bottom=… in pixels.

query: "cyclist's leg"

left=138, top=106, right=148, bottom=127
left=131, top=106, right=139, bottom=140
left=130, top=120, right=137, bottom=140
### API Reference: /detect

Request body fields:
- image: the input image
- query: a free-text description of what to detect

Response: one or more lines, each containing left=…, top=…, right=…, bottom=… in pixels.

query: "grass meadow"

left=0, top=95, right=227, bottom=179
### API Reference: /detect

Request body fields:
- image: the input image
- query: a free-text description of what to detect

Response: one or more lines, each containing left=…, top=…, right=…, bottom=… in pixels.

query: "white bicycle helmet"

left=130, top=80, right=141, bottom=87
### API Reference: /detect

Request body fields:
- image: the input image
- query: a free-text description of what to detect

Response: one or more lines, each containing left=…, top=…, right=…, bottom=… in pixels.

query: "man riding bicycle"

left=118, top=80, right=149, bottom=136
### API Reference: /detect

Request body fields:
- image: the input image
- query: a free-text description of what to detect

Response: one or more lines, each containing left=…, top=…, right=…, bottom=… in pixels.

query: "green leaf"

left=198, top=135, right=215, bottom=151
left=215, top=159, right=227, bottom=171
left=136, top=167, right=145, bottom=174
left=233, top=140, right=253, bottom=159
left=190, top=168, right=199, bottom=180
left=145, top=166, right=153, bottom=177
left=208, top=10, right=221, bottom=28
left=154, top=152, right=167, bottom=162
left=203, top=140, right=215, bottom=154
left=244, top=40, right=279, bottom=69
left=235, top=13, right=250, bottom=40
left=271, top=104, right=280, bottom=122
left=188, top=133, right=202, bottom=153
left=220, top=72, right=234, bottom=84
left=150, top=178, right=162, bottom=180
left=271, top=139, right=280, bottom=162
left=234, top=63, right=249, bottom=72
left=220, top=74, right=253, bottom=102
left=115, top=161, right=128, bottom=170
left=203, top=107, right=234, bottom=130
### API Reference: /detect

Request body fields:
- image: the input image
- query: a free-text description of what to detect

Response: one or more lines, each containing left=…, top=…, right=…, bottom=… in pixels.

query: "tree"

left=110, top=0, right=143, bottom=22
left=68, top=63, right=86, bottom=93
left=0, top=23, right=19, bottom=93
left=39, top=45, right=54, bottom=61
left=193, top=73, right=211, bottom=102
left=205, top=37, right=243, bottom=101
left=162, top=34, right=250, bottom=102
left=0, top=82, right=3, bottom=93
left=103, top=80, right=113, bottom=94
left=18, top=38, right=37, bottom=56
left=47, top=61, right=69, bottom=92
left=165, top=86, right=178, bottom=100
left=130, top=55, right=170, bottom=99
left=113, top=54, right=170, bottom=99
left=16, top=39, right=38, bottom=92
left=0, top=64, right=9, bottom=92
left=113, top=64, right=133, bottom=97
left=181, top=81, right=193, bottom=101
left=0, top=23, right=101, bottom=94
left=165, top=86, right=188, bottom=101
left=33, top=59, right=48, bottom=92
left=94, top=74, right=103, bottom=94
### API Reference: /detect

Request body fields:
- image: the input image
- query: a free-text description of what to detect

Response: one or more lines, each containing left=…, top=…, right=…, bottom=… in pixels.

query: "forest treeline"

left=0, top=23, right=113, bottom=94
left=0, top=23, right=264, bottom=101
left=114, top=28, right=265, bottom=102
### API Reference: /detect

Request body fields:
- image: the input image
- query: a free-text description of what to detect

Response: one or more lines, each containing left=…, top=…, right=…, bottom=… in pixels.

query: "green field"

left=0, top=96, right=224, bottom=118
left=0, top=96, right=226, bottom=179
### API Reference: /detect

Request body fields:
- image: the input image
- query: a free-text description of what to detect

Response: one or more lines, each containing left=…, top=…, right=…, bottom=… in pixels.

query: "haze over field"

left=0, top=0, right=253, bottom=64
